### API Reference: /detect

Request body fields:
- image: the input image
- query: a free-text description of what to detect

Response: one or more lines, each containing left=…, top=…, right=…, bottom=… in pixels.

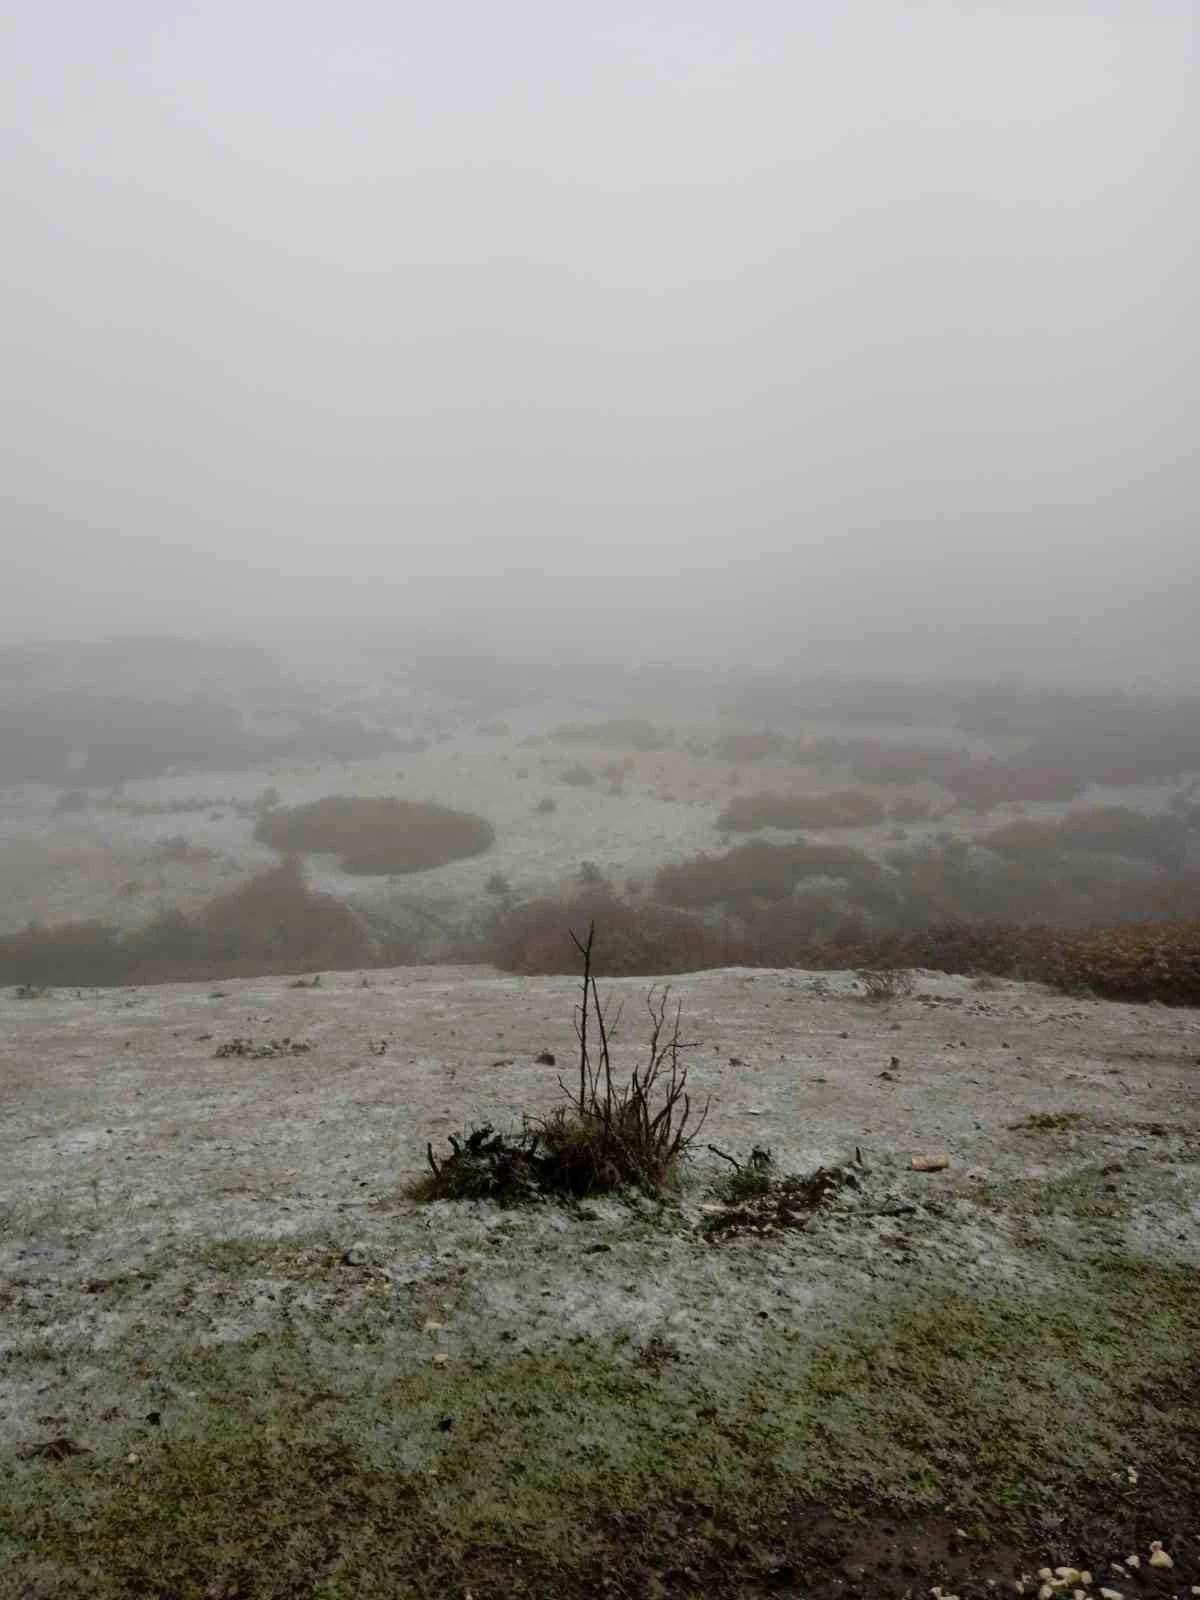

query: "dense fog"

left=2, top=2, right=1197, bottom=685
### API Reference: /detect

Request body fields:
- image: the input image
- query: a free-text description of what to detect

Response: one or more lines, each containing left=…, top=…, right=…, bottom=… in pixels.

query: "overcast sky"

left=2, top=2, right=1196, bottom=682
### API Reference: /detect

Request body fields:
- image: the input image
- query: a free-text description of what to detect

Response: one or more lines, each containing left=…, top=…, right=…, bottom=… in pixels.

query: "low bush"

left=255, top=796, right=494, bottom=874
left=1052, top=922, right=1200, bottom=1006
left=717, top=789, right=886, bottom=832
left=415, top=924, right=708, bottom=1200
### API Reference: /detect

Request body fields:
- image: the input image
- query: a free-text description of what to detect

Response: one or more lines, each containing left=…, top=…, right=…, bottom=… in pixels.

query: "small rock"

left=343, top=1246, right=367, bottom=1267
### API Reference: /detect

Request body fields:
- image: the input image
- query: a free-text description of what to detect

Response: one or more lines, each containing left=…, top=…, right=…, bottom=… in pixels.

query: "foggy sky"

left=2, top=3, right=1197, bottom=683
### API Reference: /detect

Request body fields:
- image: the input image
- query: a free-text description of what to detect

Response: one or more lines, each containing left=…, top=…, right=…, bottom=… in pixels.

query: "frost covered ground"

left=2, top=965, right=1198, bottom=1597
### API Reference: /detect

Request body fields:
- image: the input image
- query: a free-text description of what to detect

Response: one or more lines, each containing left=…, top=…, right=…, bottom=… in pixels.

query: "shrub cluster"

left=1053, top=922, right=1200, bottom=1006
left=255, top=796, right=494, bottom=874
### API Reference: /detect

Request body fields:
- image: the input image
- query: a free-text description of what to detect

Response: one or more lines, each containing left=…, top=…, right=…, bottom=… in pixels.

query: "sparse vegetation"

left=254, top=795, right=494, bottom=874
left=1052, top=921, right=1200, bottom=1006
left=214, top=1037, right=314, bottom=1059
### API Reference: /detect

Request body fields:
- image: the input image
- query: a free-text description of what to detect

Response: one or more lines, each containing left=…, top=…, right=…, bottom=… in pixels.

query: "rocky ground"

left=1, top=964, right=1198, bottom=1597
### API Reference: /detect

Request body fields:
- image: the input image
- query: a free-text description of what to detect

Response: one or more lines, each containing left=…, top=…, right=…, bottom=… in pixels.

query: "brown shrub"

left=717, top=789, right=886, bottom=832
left=1052, top=922, right=1200, bottom=1006
left=254, top=796, right=494, bottom=874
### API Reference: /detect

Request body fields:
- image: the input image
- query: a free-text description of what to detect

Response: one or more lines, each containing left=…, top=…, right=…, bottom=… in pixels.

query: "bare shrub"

left=545, top=924, right=708, bottom=1194
left=255, top=796, right=494, bottom=874
left=855, top=967, right=916, bottom=1003
left=417, top=923, right=709, bottom=1200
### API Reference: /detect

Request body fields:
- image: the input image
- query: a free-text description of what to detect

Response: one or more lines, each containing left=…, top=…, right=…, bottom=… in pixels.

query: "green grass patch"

left=2, top=1255, right=1196, bottom=1597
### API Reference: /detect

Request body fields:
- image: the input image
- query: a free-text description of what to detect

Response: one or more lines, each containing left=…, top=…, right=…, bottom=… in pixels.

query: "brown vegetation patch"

left=655, top=839, right=885, bottom=909
left=717, top=789, right=887, bottom=832
left=1054, top=921, right=1200, bottom=1006
left=0, top=859, right=386, bottom=987
left=480, top=890, right=743, bottom=976
left=255, top=796, right=494, bottom=874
